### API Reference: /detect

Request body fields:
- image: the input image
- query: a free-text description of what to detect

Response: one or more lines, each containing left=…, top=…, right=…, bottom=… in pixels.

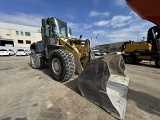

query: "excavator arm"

left=126, top=0, right=160, bottom=27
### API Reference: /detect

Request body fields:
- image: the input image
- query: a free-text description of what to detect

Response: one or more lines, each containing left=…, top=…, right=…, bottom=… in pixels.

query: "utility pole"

left=143, top=37, right=145, bottom=41
left=96, top=34, right=100, bottom=50
left=137, top=31, right=139, bottom=42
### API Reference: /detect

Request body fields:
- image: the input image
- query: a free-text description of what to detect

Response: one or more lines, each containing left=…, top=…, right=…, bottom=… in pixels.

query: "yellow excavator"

left=122, top=0, right=160, bottom=68
left=29, top=0, right=160, bottom=119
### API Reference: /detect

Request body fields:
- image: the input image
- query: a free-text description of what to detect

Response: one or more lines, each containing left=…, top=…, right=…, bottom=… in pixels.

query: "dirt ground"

left=0, top=56, right=159, bottom=120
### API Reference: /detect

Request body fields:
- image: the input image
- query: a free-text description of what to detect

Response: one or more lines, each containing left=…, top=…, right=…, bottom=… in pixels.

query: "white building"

left=0, top=22, right=41, bottom=49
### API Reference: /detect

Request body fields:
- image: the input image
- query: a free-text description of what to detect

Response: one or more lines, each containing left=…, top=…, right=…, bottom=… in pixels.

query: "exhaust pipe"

left=78, top=52, right=129, bottom=120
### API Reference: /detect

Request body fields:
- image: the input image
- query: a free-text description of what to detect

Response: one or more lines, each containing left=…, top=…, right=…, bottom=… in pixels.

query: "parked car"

left=0, top=49, right=15, bottom=56
left=16, top=49, right=28, bottom=56
left=92, top=50, right=107, bottom=56
left=94, top=51, right=102, bottom=56
left=24, top=50, right=31, bottom=55
left=100, top=51, right=107, bottom=56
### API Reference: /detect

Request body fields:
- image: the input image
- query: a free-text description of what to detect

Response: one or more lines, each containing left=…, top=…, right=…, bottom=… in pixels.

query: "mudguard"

left=78, top=52, right=129, bottom=120
left=30, top=42, right=45, bottom=53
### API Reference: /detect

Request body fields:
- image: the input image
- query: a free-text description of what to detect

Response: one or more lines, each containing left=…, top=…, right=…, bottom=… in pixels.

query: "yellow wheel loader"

left=30, top=17, right=92, bottom=81
left=30, top=17, right=129, bottom=120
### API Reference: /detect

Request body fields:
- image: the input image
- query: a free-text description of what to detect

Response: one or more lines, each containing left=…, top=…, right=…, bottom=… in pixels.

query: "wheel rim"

left=30, top=51, right=36, bottom=66
left=126, top=57, right=132, bottom=63
left=52, top=58, right=61, bottom=75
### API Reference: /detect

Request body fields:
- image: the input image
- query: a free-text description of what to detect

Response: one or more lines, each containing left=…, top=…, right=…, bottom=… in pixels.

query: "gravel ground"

left=0, top=56, right=159, bottom=120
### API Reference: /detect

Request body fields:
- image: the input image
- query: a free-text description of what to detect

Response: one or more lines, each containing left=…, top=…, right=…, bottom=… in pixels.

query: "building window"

left=26, top=40, right=31, bottom=44
left=21, top=31, right=23, bottom=36
left=18, top=40, right=23, bottom=44
left=25, top=32, right=31, bottom=36
left=16, top=31, right=19, bottom=35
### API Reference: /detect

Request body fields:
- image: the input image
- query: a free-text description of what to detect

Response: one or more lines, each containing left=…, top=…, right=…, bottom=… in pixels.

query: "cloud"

left=94, top=20, right=110, bottom=26
left=129, top=11, right=139, bottom=18
left=67, top=22, right=93, bottom=38
left=114, top=0, right=126, bottom=7
left=105, top=24, right=148, bottom=42
left=92, top=21, right=154, bottom=46
left=89, top=11, right=110, bottom=17
left=110, top=15, right=132, bottom=28
left=94, top=15, right=132, bottom=27
left=91, top=10, right=155, bottom=46
left=68, top=22, right=92, bottom=30
left=0, top=12, right=42, bottom=27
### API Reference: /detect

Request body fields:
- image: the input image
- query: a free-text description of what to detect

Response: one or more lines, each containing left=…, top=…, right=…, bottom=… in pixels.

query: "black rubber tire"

left=124, top=56, right=134, bottom=64
left=49, top=49, right=75, bottom=82
left=30, top=49, right=45, bottom=69
left=155, top=59, right=160, bottom=68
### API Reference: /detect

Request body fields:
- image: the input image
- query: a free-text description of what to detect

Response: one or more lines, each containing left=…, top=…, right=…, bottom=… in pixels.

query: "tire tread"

left=49, top=49, right=75, bottom=82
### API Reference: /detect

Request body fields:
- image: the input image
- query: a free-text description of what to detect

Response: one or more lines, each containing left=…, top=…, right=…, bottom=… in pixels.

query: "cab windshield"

left=54, top=18, right=68, bottom=39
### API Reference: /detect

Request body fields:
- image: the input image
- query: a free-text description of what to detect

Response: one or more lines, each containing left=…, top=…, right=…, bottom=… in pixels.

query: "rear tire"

left=30, top=49, right=45, bottom=69
left=49, top=49, right=75, bottom=82
left=155, top=59, right=160, bottom=67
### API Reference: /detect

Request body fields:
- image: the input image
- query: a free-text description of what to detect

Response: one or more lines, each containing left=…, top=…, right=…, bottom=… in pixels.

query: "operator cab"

left=41, top=17, right=71, bottom=45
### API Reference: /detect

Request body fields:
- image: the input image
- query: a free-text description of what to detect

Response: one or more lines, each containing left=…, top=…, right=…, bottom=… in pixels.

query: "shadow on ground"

left=28, top=62, right=81, bottom=95
left=64, top=78, right=81, bottom=95
left=128, top=89, right=160, bottom=116
left=28, top=62, right=51, bottom=77
left=1, top=117, right=28, bottom=120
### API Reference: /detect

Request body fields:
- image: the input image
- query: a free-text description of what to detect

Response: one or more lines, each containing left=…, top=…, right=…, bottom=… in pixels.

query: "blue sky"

left=0, top=0, right=154, bottom=47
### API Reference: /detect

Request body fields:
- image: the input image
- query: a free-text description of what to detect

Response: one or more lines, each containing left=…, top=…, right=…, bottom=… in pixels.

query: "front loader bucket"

left=78, top=52, right=129, bottom=120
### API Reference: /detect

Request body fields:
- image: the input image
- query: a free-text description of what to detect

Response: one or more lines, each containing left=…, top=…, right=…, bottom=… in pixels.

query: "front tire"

left=30, top=49, right=45, bottom=69
left=49, top=49, right=75, bottom=82
left=124, top=56, right=134, bottom=64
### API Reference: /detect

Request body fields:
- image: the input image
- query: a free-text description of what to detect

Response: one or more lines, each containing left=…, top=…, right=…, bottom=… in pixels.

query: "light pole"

left=96, top=34, right=100, bottom=50
left=137, top=31, right=139, bottom=42
left=143, top=37, right=145, bottom=41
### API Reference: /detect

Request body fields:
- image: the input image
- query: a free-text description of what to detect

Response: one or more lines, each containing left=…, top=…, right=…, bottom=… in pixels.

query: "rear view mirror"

left=68, top=28, right=72, bottom=35
left=79, top=35, right=82, bottom=39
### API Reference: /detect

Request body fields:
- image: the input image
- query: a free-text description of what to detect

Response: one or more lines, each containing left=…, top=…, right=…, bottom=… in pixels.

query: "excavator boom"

left=126, top=0, right=160, bottom=27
